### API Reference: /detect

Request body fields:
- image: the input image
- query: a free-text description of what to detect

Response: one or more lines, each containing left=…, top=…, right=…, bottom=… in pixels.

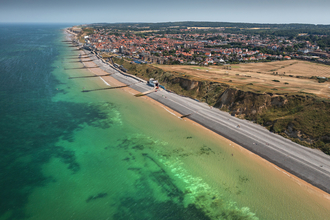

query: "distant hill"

left=88, top=21, right=330, bottom=29
left=86, top=21, right=330, bottom=37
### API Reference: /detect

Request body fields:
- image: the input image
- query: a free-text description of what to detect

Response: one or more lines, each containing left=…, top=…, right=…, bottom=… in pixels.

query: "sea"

left=0, top=24, right=330, bottom=220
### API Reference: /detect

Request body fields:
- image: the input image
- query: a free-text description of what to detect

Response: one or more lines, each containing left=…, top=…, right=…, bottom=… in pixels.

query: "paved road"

left=83, top=51, right=330, bottom=194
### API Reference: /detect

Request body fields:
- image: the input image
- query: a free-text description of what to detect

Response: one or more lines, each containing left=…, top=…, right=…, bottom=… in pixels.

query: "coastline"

left=64, top=29, right=330, bottom=198
left=6, top=24, right=330, bottom=220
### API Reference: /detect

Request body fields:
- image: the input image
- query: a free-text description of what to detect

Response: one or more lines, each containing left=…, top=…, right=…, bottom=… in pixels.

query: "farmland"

left=155, top=60, right=330, bottom=98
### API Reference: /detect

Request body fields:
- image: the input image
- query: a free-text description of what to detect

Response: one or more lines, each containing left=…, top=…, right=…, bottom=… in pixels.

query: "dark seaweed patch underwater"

left=110, top=136, right=258, bottom=220
left=0, top=24, right=259, bottom=220
left=0, top=24, right=115, bottom=219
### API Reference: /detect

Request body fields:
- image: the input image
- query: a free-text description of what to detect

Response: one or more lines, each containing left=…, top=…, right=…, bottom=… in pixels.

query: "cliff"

left=215, top=88, right=330, bottom=153
left=113, top=57, right=330, bottom=155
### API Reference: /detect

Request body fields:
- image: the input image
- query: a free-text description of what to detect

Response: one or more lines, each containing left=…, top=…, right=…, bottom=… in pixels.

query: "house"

left=298, top=48, right=310, bottom=54
left=213, top=58, right=225, bottom=64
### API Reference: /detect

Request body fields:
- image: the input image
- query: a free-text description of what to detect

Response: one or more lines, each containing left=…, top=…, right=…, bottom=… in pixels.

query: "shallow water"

left=0, top=24, right=330, bottom=220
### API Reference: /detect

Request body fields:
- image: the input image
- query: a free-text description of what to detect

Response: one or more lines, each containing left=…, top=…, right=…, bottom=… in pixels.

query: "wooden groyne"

left=134, top=89, right=157, bottom=97
left=82, top=85, right=129, bottom=92
left=66, top=57, right=89, bottom=60
left=67, top=60, right=94, bottom=63
left=180, top=113, right=192, bottom=118
left=64, top=66, right=99, bottom=70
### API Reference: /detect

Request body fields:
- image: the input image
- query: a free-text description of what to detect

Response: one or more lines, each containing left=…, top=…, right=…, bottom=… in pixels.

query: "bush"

left=318, top=78, right=327, bottom=83
left=321, top=143, right=330, bottom=155
left=272, top=80, right=280, bottom=82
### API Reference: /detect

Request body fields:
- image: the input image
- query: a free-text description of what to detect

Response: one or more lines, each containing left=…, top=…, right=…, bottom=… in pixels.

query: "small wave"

left=99, top=76, right=110, bottom=86
left=159, top=157, right=259, bottom=220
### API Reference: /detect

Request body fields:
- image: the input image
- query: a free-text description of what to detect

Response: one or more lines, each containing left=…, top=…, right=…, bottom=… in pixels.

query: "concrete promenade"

left=85, top=51, right=330, bottom=194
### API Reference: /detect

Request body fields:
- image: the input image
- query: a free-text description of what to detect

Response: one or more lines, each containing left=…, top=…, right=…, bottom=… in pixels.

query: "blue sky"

left=1, top=0, right=329, bottom=24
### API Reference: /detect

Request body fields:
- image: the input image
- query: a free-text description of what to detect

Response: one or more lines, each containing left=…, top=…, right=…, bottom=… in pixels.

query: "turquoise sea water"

left=1, top=24, right=330, bottom=220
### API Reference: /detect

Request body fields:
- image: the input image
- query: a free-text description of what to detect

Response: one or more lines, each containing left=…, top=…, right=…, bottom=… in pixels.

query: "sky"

left=1, top=0, right=330, bottom=24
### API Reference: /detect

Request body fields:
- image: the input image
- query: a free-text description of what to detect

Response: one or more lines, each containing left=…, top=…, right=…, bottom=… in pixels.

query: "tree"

left=285, top=46, right=294, bottom=53
left=169, top=49, right=176, bottom=54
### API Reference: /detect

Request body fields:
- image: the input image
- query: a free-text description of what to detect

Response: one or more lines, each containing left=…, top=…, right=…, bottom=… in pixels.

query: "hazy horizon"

left=1, top=0, right=330, bottom=25
left=0, top=21, right=329, bottom=26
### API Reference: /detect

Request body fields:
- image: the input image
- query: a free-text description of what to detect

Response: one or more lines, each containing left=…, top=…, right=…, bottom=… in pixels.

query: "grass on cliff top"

left=154, top=61, right=330, bottom=98
left=155, top=64, right=310, bottom=97
left=113, top=57, right=227, bottom=104
left=290, top=101, right=330, bottom=138
left=115, top=57, right=317, bottom=98
left=114, top=57, right=330, bottom=154
left=255, top=97, right=330, bottom=152
left=252, top=96, right=330, bottom=135
left=233, top=83, right=310, bottom=96
left=240, top=94, right=330, bottom=154
left=100, top=53, right=114, bottom=58
left=190, top=67, right=209, bottom=70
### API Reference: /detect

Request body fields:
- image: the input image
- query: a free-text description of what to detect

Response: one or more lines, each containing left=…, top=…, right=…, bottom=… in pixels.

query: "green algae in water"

left=0, top=25, right=123, bottom=219
left=110, top=134, right=259, bottom=220
left=2, top=24, right=330, bottom=220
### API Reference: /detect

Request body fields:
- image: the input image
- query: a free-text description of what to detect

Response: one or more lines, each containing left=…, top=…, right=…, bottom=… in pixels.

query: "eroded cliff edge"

left=114, top=58, right=330, bottom=155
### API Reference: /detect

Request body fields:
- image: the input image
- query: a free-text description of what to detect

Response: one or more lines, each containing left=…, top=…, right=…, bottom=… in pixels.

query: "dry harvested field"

left=155, top=60, right=330, bottom=97
left=186, top=27, right=223, bottom=29
left=133, top=30, right=159, bottom=33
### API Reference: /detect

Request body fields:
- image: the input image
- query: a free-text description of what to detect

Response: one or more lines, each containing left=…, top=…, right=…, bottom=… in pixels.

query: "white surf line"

left=99, top=76, right=110, bottom=86
left=272, top=164, right=291, bottom=177
left=86, top=53, right=330, bottom=182
left=83, top=61, right=111, bottom=87
left=161, top=106, right=180, bottom=118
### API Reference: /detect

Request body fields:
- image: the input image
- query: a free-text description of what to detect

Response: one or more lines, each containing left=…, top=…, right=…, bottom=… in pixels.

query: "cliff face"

left=163, top=77, right=228, bottom=106
left=215, top=89, right=287, bottom=116
left=113, top=58, right=330, bottom=155
left=173, top=77, right=200, bottom=91
left=214, top=88, right=330, bottom=154
left=115, top=58, right=228, bottom=105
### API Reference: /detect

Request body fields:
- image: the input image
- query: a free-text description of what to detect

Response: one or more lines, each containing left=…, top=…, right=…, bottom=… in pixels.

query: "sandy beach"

left=62, top=28, right=330, bottom=216
left=70, top=47, right=330, bottom=199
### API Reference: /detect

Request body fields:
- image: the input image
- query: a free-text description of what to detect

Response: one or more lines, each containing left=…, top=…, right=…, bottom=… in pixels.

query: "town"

left=72, top=25, right=330, bottom=65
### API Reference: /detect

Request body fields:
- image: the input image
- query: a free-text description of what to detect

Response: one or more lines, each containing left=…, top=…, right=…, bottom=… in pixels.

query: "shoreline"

left=81, top=52, right=330, bottom=200
left=64, top=29, right=330, bottom=198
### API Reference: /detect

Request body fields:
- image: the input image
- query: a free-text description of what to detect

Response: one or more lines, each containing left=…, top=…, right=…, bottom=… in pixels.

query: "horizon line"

left=1, top=21, right=330, bottom=26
